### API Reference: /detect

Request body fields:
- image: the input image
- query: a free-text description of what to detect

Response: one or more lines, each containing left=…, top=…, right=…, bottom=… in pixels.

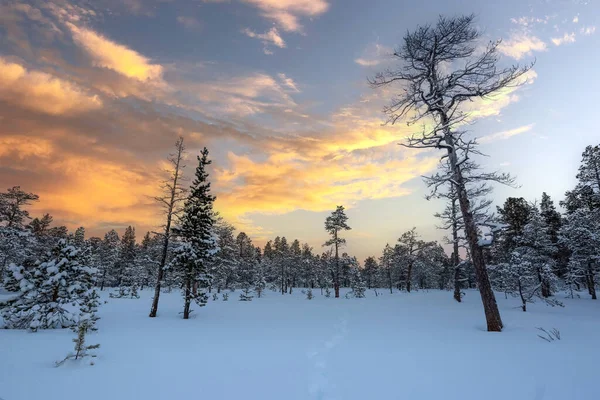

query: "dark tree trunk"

left=406, top=262, right=413, bottom=293
left=149, top=138, right=184, bottom=318
left=334, top=230, right=340, bottom=298
left=451, top=200, right=462, bottom=303
left=281, top=263, right=285, bottom=295
left=444, top=125, right=503, bottom=331
left=453, top=264, right=462, bottom=303
left=518, top=280, right=526, bottom=312
left=588, top=264, right=597, bottom=300
left=100, top=268, right=107, bottom=291
left=183, top=277, right=192, bottom=320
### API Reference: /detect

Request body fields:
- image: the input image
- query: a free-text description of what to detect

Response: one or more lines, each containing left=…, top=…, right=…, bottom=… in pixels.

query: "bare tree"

left=370, top=14, right=532, bottom=331
left=149, top=137, right=187, bottom=318
left=429, top=158, right=514, bottom=302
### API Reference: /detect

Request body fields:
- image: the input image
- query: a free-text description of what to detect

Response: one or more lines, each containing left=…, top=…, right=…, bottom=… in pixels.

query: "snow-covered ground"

left=1, top=288, right=599, bottom=400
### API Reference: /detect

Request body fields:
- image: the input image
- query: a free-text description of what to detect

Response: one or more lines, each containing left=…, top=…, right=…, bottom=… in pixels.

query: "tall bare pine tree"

left=370, top=15, right=531, bottom=331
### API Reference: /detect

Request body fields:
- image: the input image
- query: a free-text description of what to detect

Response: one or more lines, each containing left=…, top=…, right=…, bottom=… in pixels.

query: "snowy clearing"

left=1, top=288, right=599, bottom=400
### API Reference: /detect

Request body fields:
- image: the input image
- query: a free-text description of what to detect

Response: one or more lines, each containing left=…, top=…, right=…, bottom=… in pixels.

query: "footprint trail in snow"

left=307, top=314, right=349, bottom=400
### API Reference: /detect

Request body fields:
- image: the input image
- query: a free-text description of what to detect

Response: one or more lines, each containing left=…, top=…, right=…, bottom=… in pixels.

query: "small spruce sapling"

left=239, top=288, right=253, bottom=301
left=306, top=288, right=313, bottom=300
left=56, top=321, right=100, bottom=367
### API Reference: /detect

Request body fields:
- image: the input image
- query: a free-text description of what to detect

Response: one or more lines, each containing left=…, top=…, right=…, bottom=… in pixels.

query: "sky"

left=0, top=0, right=599, bottom=262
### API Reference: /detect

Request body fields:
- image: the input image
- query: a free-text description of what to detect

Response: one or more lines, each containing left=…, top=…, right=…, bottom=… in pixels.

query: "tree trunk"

left=518, top=280, right=526, bottom=312
left=446, top=133, right=503, bottom=331
left=588, top=264, right=597, bottom=300
left=149, top=138, right=184, bottom=318
left=453, top=264, right=462, bottom=303
left=451, top=200, right=462, bottom=302
left=281, top=263, right=285, bottom=295
left=183, top=278, right=191, bottom=320
left=406, top=262, right=413, bottom=293
left=100, top=268, right=107, bottom=291
left=388, top=264, right=393, bottom=294
left=334, top=230, right=340, bottom=298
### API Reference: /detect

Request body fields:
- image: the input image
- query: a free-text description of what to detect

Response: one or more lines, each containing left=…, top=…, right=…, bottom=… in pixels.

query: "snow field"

left=1, top=288, right=599, bottom=400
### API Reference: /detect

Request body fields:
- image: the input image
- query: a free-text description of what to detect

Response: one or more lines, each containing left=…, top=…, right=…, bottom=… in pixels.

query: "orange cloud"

left=67, top=23, right=164, bottom=82
left=0, top=57, right=102, bottom=115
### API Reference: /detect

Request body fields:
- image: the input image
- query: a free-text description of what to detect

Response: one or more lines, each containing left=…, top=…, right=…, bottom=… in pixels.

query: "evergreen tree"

left=99, top=230, right=120, bottom=291
left=0, top=186, right=38, bottom=281
left=559, top=208, right=600, bottom=299
left=349, top=266, right=366, bottom=298
left=1, top=240, right=84, bottom=331
left=254, top=262, right=267, bottom=298
left=492, top=207, right=561, bottom=311
left=111, top=226, right=139, bottom=299
left=379, top=244, right=394, bottom=294
left=576, top=144, right=600, bottom=196
left=211, top=219, right=239, bottom=292
left=323, top=205, right=351, bottom=298
left=171, top=147, right=217, bottom=319
left=363, top=256, right=378, bottom=289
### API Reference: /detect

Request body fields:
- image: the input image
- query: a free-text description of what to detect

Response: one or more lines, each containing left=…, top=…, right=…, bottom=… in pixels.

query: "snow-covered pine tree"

left=0, top=186, right=38, bottom=282
left=254, top=262, right=267, bottom=298
left=273, top=236, right=290, bottom=295
left=379, top=244, right=394, bottom=294
left=300, top=243, right=317, bottom=289
left=210, top=219, right=239, bottom=292
left=170, top=147, right=217, bottom=319
left=1, top=239, right=85, bottom=330
left=288, top=239, right=302, bottom=293
left=363, top=256, right=378, bottom=289
left=71, top=258, right=101, bottom=332
left=323, top=205, right=351, bottom=298
left=396, top=228, right=433, bottom=293
left=559, top=207, right=600, bottom=299
left=236, top=232, right=256, bottom=297
left=110, top=226, right=139, bottom=299
left=137, top=232, right=158, bottom=291
left=494, top=206, right=561, bottom=311
left=99, top=229, right=120, bottom=291
left=349, top=266, right=366, bottom=298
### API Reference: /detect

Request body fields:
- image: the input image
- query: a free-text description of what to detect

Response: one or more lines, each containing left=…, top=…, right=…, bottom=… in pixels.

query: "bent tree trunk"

left=446, top=133, right=503, bottom=331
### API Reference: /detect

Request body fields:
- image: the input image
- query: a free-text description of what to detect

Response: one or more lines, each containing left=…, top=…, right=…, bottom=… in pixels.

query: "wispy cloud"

left=480, top=124, right=535, bottom=143
left=243, top=27, right=286, bottom=53
left=241, top=0, right=329, bottom=32
left=498, top=31, right=547, bottom=59
left=551, top=32, right=576, bottom=46
left=355, top=43, right=392, bottom=67
left=67, top=23, right=164, bottom=82
left=278, top=73, right=299, bottom=92
left=580, top=26, right=596, bottom=35
left=177, top=16, right=201, bottom=31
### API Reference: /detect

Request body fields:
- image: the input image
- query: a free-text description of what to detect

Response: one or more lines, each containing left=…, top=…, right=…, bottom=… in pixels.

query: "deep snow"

left=1, top=288, right=599, bottom=400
